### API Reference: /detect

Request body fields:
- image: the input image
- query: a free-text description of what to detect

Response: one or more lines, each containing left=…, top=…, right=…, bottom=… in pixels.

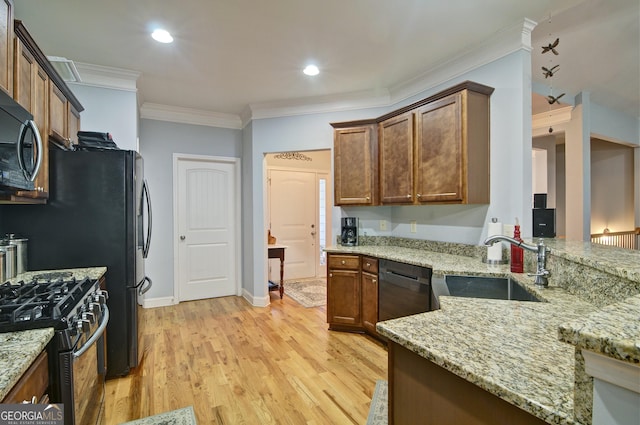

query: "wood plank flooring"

left=104, top=293, right=388, bottom=424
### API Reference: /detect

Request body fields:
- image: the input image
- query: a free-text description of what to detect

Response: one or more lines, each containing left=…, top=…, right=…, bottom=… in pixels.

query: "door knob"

left=180, top=235, right=186, bottom=240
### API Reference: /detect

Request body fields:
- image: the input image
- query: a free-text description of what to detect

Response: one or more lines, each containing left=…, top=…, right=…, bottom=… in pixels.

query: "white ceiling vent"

left=47, top=56, right=82, bottom=83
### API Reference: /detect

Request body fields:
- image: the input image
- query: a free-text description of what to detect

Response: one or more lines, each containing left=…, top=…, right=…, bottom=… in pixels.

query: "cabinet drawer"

left=362, top=257, right=379, bottom=274
left=328, top=254, right=360, bottom=270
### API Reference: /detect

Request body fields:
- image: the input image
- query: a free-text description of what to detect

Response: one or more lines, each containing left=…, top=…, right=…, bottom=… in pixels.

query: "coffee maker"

left=341, top=217, right=358, bottom=246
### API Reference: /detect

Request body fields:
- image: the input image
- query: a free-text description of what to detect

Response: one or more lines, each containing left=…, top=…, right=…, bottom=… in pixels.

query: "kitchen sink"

left=431, top=275, right=542, bottom=308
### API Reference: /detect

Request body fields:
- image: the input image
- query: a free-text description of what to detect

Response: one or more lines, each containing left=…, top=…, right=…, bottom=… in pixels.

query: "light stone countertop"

left=327, top=240, right=640, bottom=425
left=0, top=328, right=54, bottom=401
left=0, top=266, right=107, bottom=401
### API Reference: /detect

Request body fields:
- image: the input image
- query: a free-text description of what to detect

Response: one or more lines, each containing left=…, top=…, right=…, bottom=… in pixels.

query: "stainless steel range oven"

left=0, top=273, right=109, bottom=425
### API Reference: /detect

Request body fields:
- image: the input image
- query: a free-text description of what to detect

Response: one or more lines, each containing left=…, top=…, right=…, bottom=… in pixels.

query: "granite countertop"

left=0, top=328, right=54, bottom=401
left=327, top=241, right=640, bottom=424
left=0, top=266, right=107, bottom=401
left=559, top=294, right=640, bottom=364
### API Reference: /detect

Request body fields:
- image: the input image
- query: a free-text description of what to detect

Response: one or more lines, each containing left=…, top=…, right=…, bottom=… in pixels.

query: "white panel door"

left=177, top=158, right=238, bottom=301
left=269, top=169, right=317, bottom=280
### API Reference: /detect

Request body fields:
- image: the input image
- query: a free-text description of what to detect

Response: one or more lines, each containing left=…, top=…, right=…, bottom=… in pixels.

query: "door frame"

left=172, top=153, right=242, bottom=303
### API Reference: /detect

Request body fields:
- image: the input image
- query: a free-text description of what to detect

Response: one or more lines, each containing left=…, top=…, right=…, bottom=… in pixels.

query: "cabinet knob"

left=417, top=193, right=422, bottom=198
left=373, top=279, right=377, bottom=283
left=366, top=263, right=371, bottom=267
left=341, top=260, right=346, bottom=265
left=366, top=196, right=370, bottom=201
left=329, top=273, right=333, bottom=277
left=406, top=194, right=411, bottom=199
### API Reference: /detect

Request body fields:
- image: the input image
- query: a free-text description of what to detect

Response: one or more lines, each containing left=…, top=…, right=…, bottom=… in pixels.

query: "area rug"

left=120, top=406, right=197, bottom=425
left=366, top=380, right=388, bottom=425
left=284, top=279, right=326, bottom=307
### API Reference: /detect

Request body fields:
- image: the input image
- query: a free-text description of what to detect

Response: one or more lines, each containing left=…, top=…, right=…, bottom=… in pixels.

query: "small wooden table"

left=268, top=244, right=287, bottom=299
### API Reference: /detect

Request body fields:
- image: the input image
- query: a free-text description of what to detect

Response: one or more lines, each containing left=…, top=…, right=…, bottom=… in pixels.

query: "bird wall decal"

left=542, top=65, right=559, bottom=78
left=546, top=93, right=565, bottom=104
left=542, top=38, right=560, bottom=55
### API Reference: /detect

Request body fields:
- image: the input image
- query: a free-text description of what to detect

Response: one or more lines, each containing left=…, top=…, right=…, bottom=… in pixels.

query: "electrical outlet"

left=410, top=221, right=417, bottom=233
left=379, top=220, right=387, bottom=231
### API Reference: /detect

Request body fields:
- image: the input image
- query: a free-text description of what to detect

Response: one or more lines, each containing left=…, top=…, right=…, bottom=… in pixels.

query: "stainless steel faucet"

left=484, top=236, right=550, bottom=287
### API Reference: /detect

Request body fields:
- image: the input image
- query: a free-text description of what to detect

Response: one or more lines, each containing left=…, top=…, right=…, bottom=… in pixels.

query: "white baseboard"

left=242, top=288, right=270, bottom=307
left=142, top=296, right=176, bottom=308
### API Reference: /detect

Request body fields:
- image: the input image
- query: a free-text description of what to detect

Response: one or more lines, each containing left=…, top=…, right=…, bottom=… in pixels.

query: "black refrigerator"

left=0, top=148, right=152, bottom=378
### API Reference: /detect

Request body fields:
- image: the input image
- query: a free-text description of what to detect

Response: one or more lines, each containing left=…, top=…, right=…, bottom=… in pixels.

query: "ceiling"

left=13, top=0, right=639, bottom=122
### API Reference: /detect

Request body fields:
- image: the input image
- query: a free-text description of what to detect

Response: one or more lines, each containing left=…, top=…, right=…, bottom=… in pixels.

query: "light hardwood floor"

left=104, top=293, right=388, bottom=424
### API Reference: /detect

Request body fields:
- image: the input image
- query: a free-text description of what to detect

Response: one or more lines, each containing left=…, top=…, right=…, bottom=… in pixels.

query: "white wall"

left=138, top=119, right=242, bottom=301
left=68, top=84, right=138, bottom=151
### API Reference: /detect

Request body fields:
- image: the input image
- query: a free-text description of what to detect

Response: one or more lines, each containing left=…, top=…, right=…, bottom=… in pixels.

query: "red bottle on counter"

left=510, top=223, right=524, bottom=273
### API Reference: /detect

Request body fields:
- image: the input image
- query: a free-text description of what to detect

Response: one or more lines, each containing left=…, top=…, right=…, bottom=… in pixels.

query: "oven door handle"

left=73, top=305, right=109, bottom=358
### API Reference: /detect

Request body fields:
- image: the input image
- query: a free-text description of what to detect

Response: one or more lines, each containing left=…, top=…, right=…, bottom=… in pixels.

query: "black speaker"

left=533, top=208, right=555, bottom=237
left=533, top=193, right=547, bottom=209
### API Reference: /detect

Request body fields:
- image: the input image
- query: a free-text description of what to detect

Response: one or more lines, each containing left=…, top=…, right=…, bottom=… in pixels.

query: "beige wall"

left=539, top=137, right=636, bottom=238
left=590, top=139, right=636, bottom=233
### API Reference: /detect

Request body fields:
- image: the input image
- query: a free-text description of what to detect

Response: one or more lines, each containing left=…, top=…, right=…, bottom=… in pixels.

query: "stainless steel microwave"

left=0, top=89, right=43, bottom=191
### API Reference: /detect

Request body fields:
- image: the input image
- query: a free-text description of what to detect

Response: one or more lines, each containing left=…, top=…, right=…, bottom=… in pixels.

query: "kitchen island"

left=326, top=237, right=640, bottom=425
left=0, top=267, right=107, bottom=401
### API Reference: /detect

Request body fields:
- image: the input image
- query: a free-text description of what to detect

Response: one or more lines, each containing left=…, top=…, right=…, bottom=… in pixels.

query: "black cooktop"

left=0, top=277, right=96, bottom=332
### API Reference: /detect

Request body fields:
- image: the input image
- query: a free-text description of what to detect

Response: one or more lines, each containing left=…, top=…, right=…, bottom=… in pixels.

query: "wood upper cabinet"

left=361, top=256, right=379, bottom=336
left=327, top=254, right=361, bottom=330
left=332, top=122, right=378, bottom=206
left=48, top=81, right=67, bottom=145
left=14, top=35, right=49, bottom=198
left=0, top=0, right=13, bottom=96
left=379, top=111, right=415, bottom=204
left=68, top=103, right=80, bottom=146
left=415, top=89, right=490, bottom=204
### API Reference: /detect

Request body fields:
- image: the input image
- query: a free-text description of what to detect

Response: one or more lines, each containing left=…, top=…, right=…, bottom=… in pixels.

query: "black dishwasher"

left=378, top=259, right=433, bottom=321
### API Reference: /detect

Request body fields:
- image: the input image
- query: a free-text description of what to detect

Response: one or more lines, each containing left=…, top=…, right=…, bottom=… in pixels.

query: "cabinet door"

left=333, top=125, right=377, bottom=205
left=415, top=92, right=464, bottom=203
left=327, top=269, right=361, bottom=327
left=361, top=271, right=378, bottom=336
left=49, top=81, right=68, bottom=146
left=67, top=103, right=80, bottom=146
left=13, top=38, right=48, bottom=199
left=379, top=111, right=414, bottom=204
left=0, top=0, right=12, bottom=96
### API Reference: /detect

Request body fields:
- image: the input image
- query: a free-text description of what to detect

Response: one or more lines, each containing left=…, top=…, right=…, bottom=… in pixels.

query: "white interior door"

left=176, top=156, right=240, bottom=301
left=268, top=169, right=317, bottom=280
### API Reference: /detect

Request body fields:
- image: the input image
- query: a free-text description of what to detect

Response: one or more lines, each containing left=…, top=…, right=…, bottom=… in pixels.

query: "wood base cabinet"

left=389, top=342, right=546, bottom=425
left=327, top=254, right=361, bottom=331
left=361, top=256, right=379, bottom=336
left=2, top=350, right=49, bottom=404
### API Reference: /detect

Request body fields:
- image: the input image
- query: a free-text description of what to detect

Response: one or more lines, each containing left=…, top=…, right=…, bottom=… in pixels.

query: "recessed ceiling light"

left=151, top=29, right=173, bottom=43
left=303, top=64, right=319, bottom=76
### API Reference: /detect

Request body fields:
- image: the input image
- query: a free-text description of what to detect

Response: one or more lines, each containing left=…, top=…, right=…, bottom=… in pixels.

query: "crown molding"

left=140, top=103, right=243, bottom=130
left=73, top=62, right=140, bottom=92
left=246, top=89, right=391, bottom=122
left=532, top=105, right=573, bottom=137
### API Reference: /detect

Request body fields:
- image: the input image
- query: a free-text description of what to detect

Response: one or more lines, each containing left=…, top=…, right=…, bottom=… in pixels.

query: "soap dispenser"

left=510, top=218, right=524, bottom=273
